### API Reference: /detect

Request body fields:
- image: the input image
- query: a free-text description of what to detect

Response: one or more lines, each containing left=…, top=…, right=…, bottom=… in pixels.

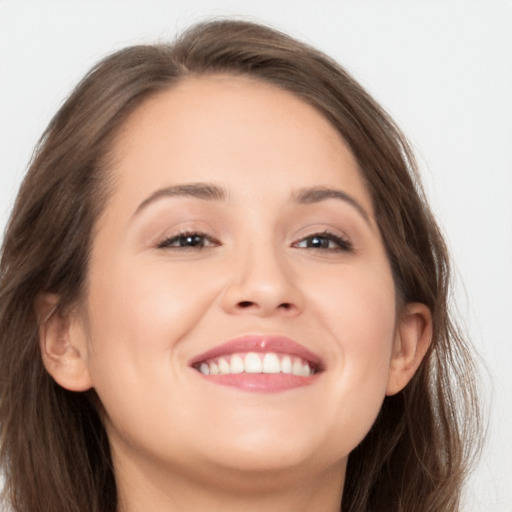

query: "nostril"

left=233, top=301, right=297, bottom=314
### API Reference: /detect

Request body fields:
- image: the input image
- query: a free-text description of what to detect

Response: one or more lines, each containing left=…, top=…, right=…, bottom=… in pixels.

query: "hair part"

left=0, top=19, right=480, bottom=512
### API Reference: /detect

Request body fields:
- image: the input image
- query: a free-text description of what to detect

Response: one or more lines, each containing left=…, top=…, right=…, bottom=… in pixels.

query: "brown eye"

left=294, top=232, right=352, bottom=252
left=158, top=232, right=219, bottom=249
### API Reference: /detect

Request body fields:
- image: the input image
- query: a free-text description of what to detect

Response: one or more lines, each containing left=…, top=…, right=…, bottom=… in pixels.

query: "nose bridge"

left=242, top=239, right=289, bottom=290
left=222, top=235, right=302, bottom=315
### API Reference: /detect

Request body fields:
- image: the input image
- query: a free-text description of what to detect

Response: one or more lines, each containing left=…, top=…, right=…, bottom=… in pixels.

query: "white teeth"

left=218, top=357, right=230, bottom=374
left=301, top=362, right=312, bottom=377
left=230, top=354, right=245, bottom=374
left=197, top=352, right=315, bottom=377
left=244, top=352, right=263, bottom=373
left=262, top=353, right=281, bottom=373
left=292, top=358, right=303, bottom=376
left=281, top=355, right=292, bottom=374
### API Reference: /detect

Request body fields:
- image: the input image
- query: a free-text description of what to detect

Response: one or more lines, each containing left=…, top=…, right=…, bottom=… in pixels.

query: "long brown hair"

left=0, top=19, right=480, bottom=512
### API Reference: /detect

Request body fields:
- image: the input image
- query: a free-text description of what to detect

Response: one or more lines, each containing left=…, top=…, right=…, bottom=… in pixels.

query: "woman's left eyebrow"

left=292, top=186, right=372, bottom=226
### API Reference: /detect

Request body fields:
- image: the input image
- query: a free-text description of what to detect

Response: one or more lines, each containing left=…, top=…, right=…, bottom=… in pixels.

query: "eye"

left=293, top=231, right=352, bottom=252
left=157, top=231, right=220, bottom=249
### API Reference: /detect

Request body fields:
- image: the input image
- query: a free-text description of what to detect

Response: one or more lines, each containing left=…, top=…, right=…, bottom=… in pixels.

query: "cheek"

left=83, top=256, right=223, bottom=392
left=310, top=262, right=397, bottom=350
left=307, top=264, right=397, bottom=425
left=88, top=256, right=215, bottom=340
left=81, top=257, right=225, bottom=443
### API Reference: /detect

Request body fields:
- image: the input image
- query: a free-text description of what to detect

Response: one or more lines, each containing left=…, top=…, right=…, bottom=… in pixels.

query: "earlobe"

left=35, top=293, right=93, bottom=392
left=386, top=302, right=432, bottom=396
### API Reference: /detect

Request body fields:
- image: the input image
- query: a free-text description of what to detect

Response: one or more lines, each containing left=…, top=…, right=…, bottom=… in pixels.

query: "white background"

left=1, top=1, right=511, bottom=510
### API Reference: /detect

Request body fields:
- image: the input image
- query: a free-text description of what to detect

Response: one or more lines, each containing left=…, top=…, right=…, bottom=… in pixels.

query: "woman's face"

left=61, top=76, right=422, bottom=487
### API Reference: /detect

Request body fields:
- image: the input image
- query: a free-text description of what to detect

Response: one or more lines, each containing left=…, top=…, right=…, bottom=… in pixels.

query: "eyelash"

left=157, top=230, right=352, bottom=253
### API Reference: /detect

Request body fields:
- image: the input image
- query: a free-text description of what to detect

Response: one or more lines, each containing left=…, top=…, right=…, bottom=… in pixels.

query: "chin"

left=196, top=426, right=345, bottom=477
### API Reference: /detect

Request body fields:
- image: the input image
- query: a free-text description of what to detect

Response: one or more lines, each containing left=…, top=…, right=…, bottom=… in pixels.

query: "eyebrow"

left=133, top=183, right=226, bottom=216
left=293, top=187, right=372, bottom=226
left=133, top=182, right=372, bottom=226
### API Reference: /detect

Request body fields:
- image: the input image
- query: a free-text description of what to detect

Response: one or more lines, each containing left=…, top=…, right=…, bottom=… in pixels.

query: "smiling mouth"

left=193, top=352, right=317, bottom=377
left=189, top=335, right=323, bottom=392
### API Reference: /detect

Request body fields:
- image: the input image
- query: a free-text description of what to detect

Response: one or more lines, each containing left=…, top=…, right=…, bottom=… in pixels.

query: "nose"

left=221, top=243, right=304, bottom=317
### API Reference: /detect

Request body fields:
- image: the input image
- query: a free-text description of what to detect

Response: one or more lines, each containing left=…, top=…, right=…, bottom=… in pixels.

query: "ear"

left=35, top=293, right=93, bottom=392
left=386, top=302, right=432, bottom=396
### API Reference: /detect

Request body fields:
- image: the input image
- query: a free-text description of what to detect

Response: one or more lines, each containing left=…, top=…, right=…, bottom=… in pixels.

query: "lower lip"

left=196, top=372, right=318, bottom=392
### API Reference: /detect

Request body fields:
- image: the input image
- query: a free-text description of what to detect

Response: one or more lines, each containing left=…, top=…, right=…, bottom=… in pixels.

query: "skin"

left=39, top=75, right=431, bottom=511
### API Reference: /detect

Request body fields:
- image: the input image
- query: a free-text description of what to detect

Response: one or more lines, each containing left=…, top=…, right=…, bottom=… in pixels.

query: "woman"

left=0, top=19, right=480, bottom=512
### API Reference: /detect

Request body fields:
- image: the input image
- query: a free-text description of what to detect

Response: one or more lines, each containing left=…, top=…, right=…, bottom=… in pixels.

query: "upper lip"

left=189, top=334, right=324, bottom=370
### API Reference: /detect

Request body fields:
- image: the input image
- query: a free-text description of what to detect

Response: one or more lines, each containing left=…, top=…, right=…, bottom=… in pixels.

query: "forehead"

left=107, top=74, right=373, bottom=213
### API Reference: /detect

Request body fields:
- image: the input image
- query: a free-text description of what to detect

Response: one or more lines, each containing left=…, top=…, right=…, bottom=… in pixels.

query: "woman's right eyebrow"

left=132, top=182, right=227, bottom=218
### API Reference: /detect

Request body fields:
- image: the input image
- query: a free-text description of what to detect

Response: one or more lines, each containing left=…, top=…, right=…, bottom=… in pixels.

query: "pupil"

left=182, top=235, right=202, bottom=247
left=310, top=236, right=327, bottom=248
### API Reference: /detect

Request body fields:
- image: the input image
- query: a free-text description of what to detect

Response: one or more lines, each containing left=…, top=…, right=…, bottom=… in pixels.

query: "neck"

left=114, top=450, right=346, bottom=512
